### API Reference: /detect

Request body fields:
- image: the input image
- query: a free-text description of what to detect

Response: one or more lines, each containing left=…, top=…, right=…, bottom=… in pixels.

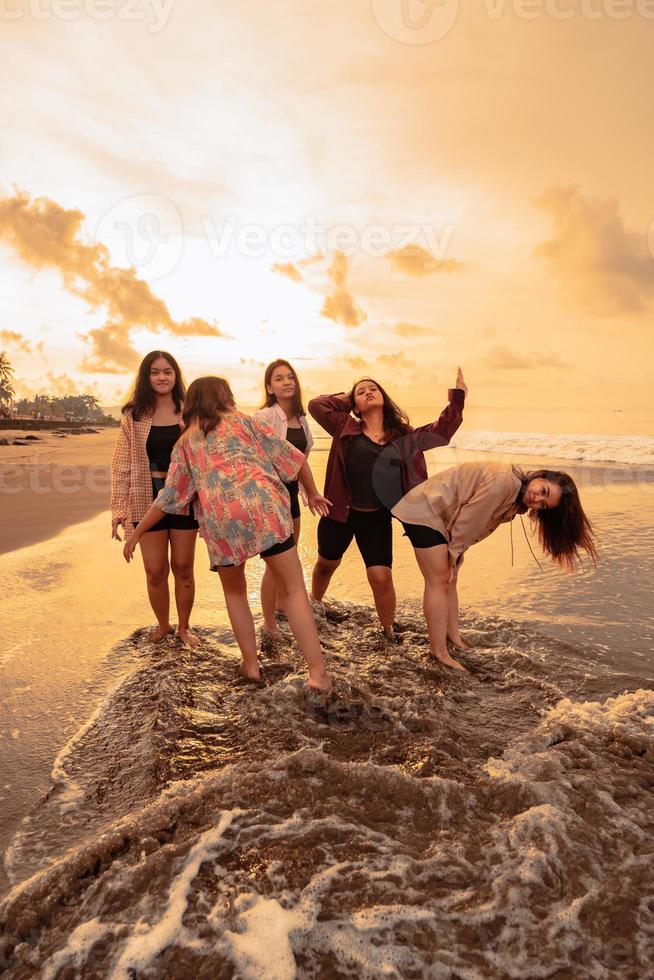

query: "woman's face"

left=267, top=365, right=296, bottom=402
left=353, top=379, right=384, bottom=415
left=523, top=478, right=563, bottom=511
left=149, top=357, right=176, bottom=394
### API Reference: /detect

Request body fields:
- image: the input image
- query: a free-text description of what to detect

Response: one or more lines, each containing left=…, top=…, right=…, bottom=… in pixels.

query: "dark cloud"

left=534, top=185, right=654, bottom=315
left=0, top=190, right=225, bottom=374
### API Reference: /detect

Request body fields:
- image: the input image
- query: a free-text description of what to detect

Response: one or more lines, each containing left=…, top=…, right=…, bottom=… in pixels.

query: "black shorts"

left=287, top=480, right=301, bottom=520
left=135, top=478, right=199, bottom=534
left=218, top=534, right=295, bottom=568
left=399, top=521, right=448, bottom=549
left=318, top=509, right=392, bottom=568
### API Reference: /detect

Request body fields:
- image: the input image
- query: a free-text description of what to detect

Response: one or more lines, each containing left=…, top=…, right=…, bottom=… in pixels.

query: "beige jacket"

left=392, top=461, right=523, bottom=566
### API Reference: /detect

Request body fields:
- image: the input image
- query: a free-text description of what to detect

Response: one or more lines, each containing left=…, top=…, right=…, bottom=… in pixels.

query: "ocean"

left=1, top=426, right=653, bottom=978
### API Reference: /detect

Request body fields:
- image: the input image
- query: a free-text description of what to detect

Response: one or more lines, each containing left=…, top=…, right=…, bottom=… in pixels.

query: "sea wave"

left=1, top=603, right=653, bottom=978
left=450, top=430, right=654, bottom=466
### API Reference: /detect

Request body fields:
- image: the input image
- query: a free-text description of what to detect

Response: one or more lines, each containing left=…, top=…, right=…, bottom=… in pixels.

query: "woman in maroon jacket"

left=309, top=369, right=466, bottom=640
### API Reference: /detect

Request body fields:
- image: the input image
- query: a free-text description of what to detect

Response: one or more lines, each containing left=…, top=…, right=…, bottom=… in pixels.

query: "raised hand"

left=455, top=366, right=468, bottom=396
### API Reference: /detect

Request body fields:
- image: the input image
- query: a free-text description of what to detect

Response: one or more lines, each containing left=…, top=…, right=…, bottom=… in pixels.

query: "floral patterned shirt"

left=154, top=412, right=304, bottom=568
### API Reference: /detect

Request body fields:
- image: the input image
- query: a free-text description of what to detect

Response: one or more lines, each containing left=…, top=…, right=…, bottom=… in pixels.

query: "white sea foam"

left=450, top=430, right=654, bottom=466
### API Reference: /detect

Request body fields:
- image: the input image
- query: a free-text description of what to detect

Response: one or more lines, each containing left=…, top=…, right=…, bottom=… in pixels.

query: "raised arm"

left=307, top=392, right=353, bottom=437
left=410, top=367, right=467, bottom=452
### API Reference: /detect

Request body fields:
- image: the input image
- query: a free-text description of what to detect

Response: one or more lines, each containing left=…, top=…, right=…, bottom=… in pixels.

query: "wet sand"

left=0, top=429, right=115, bottom=555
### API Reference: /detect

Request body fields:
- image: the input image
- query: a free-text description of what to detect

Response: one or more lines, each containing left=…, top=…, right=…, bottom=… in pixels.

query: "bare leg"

left=366, top=565, right=396, bottom=636
left=139, top=530, right=173, bottom=639
left=414, top=545, right=466, bottom=672
left=311, top=554, right=340, bottom=603
left=216, top=564, right=260, bottom=680
left=265, top=547, right=331, bottom=691
left=170, top=529, right=199, bottom=647
left=260, top=516, right=299, bottom=635
left=446, top=578, right=472, bottom=650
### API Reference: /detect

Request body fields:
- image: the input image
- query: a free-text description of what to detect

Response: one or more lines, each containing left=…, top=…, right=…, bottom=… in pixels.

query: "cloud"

left=387, top=244, right=467, bottom=277
left=377, top=351, right=415, bottom=371
left=271, top=261, right=303, bottom=282
left=481, top=343, right=571, bottom=371
left=320, top=251, right=367, bottom=328
left=0, top=190, right=225, bottom=373
left=344, top=356, right=367, bottom=370
left=393, top=321, right=432, bottom=337
left=534, top=185, right=654, bottom=316
left=1, top=329, right=34, bottom=353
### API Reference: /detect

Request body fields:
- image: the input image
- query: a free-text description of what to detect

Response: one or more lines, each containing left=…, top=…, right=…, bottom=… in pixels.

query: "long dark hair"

left=349, top=377, right=411, bottom=440
left=261, top=359, right=305, bottom=418
left=182, top=377, right=235, bottom=435
left=122, top=351, right=185, bottom=421
left=523, top=469, right=598, bottom=571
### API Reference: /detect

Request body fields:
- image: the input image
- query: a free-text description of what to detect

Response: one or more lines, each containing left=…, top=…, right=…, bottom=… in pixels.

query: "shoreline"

left=1, top=428, right=653, bottom=557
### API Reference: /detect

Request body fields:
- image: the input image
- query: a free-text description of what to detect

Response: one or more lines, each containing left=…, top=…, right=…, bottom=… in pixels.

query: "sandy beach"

left=0, top=428, right=116, bottom=555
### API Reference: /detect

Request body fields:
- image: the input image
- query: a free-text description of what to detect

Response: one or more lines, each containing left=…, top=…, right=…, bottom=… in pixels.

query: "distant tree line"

left=0, top=351, right=115, bottom=423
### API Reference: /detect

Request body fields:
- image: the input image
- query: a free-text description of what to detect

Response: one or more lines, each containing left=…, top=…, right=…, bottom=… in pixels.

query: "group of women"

left=111, top=351, right=598, bottom=690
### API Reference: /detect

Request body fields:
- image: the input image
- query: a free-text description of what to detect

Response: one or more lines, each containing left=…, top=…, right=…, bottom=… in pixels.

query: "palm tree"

left=0, top=352, right=15, bottom=405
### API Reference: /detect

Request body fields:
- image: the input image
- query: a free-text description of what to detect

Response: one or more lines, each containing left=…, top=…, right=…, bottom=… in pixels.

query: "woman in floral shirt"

left=123, top=377, right=332, bottom=690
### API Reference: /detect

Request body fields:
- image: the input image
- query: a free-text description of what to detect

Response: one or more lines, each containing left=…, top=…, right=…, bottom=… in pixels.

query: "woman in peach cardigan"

left=392, top=461, right=598, bottom=671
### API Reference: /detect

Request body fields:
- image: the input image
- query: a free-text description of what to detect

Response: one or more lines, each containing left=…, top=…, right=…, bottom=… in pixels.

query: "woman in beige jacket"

left=392, top=461, right=598, bottom=671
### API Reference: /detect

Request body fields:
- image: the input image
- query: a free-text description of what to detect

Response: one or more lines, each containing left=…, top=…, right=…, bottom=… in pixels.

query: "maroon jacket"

left=309, top=388, right=465, bottom=523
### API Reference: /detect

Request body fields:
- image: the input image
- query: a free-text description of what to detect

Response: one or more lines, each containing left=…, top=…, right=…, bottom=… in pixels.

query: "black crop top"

left=146, top=423, right=181, bottom=471
left=346, top=434, right=386, bottom=509
left=286, top=424, right=307, bottom=454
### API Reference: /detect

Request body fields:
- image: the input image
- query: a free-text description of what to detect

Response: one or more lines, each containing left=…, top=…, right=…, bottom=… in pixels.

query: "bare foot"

left=307, top=670, right=332, bottom=693
left=150, top=624, right=174, bottom=642
left=432, top=650, right=468, bottom=672
left=447, top=634, right=473, bottom=651
left=177, top=626, right=199, bottom=648
left=239, top=661, right=262, bottom=683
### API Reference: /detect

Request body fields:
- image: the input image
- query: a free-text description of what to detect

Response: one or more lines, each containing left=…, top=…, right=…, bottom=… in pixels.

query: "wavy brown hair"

left=181, top=377, right=235, bottom=435
left=122, top=351, right=185, bottom=421
left=261, top=359, right=305, bottom=417
left=349, top=377, right=411, bottom=441
left=524, top=469, right=598, bottom=571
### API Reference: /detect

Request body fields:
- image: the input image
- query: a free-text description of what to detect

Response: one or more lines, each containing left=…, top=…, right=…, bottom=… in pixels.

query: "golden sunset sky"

left=0, top=0, right=652, bottom=431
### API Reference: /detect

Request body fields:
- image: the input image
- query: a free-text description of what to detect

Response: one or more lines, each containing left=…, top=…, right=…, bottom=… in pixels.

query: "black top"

left=146, top=423, right=181, bottom=472
left=346, top=434, right=386, bottom=508
left=286, top=424, right=308, bottom=454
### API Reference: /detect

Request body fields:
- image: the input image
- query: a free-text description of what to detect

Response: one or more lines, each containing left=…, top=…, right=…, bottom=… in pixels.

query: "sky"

left=0, top=0, right=652, bottom=432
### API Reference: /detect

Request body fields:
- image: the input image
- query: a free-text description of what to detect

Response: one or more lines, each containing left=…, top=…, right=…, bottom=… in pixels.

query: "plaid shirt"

left=110, top=409, right=155, bottom=530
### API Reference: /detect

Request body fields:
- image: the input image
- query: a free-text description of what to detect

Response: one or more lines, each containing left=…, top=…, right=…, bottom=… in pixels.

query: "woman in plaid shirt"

left=111, top=351, right=199, bottom=646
